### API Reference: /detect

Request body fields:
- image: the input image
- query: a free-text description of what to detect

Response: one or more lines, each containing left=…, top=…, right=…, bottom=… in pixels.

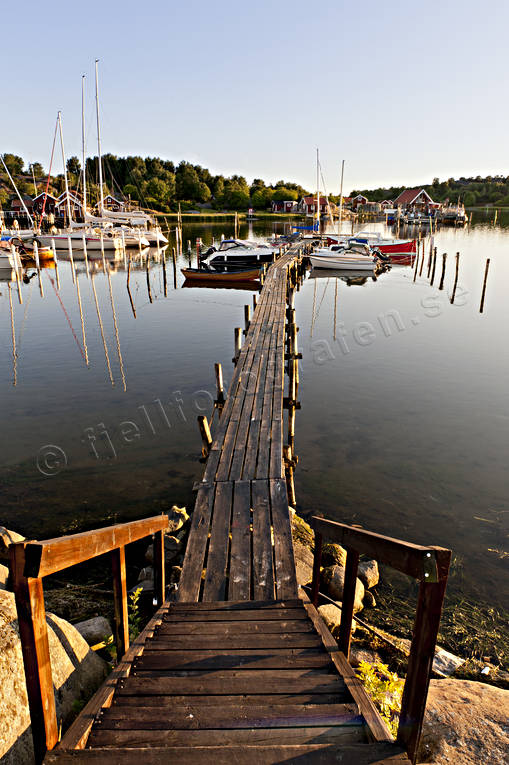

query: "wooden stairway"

left=48, top=598, right=410, bottom=764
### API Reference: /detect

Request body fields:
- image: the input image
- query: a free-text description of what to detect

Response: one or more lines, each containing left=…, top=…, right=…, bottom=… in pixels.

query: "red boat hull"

left=378, top=240, right=416, bottom=255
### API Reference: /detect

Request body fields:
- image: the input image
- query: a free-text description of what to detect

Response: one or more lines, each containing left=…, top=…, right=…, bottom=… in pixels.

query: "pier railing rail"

left=8, top=514, right=168, bottom=763
left=310, top=515, right=451, bottom=765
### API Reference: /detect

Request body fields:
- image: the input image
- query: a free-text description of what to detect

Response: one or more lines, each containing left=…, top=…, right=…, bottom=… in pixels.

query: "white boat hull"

left=309, top=254, right=376, bottom=271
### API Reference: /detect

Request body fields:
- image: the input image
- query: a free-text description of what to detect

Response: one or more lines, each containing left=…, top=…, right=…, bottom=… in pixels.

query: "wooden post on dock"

left=439, top=253, right=447, bottom=291
left=429, top=247, right=437, bottom=283
left=233, top=327, right=242, bottom=363
left=450, top=253, right=460, bottom=305
left=172, top=247, right=177, bottom=290
left=162, top=249, right=167, bottom=297
left=479, top=258, right=490, bottom=313
left=197, top=415, right=212, bottom=457
left=111, top=546, right=129, bottom=660
left=244, top=304, right=251, bottom=335
left=214, top=362, right=225, bottom=412
left=252, top=294, right=257, bottom=311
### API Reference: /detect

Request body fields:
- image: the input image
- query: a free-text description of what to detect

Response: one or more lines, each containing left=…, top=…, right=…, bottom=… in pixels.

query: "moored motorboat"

left=200, top=239, right=280, bottom=268
left=309, top=253, right=378, bottom=271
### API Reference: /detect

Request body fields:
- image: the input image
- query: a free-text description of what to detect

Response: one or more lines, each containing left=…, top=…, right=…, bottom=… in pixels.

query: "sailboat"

left=89, top=61, right=168, bottom=247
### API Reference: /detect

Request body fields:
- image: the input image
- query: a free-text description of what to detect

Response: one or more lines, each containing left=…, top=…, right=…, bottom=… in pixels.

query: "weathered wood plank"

left=134, top=648, right=330, bottom=670
left=156, top=619, right=314, bottom=635
left=202, top=482, right=234, bottom=601
left=115, top=673, right=345, bottom=696
left=111, top=692, right=349, bottom=707
left=228, top=481, right=251, bottom=600
left=47, top=745, right=411, bottom=764
left=97, top=704, right=362, bottom=729
left=140, top=633, right=323, bottom=650
left=270, top=478, right=298, bottom=600
left=178, top=485, right=215, bottom=602
left=251, top=480, right=275, bottom=600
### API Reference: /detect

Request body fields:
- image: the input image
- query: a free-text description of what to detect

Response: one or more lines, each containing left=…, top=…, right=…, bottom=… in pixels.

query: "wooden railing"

left=9, top=514, right=168, bottom=764
left=311, top=516, right=451, bottom=765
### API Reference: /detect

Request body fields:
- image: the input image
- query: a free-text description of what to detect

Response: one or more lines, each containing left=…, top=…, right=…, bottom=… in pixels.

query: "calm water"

left=0, top=214, right=507, bottom=612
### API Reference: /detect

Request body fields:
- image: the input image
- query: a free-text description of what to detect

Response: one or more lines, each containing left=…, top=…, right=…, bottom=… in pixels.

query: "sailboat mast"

left=57, top=112, right=73, bottom=224
left=316, top=148, right=320, bottom=232
left=95, top=59, right=105, bottom=213
left=82, top=75, right=87, bottom=214
left=338, top=159, right=344, bottom=235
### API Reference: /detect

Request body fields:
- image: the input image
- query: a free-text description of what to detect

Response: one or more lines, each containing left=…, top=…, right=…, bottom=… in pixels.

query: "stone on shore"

left=166, top=506, right=189, bottom=534
left=322, top=543, right=347, bottom=567
left=418, top=679, right=509, bottom=764
left=0, top=528, right=25, bottom=562
left=0, top=589, right=107, bottom=764
left=358, top=559, right=379, bottom=589
left=318, top=603, right=356, bottom=636
left=322, top=564, right=365, bottom=613
left=0, top=564, right=9, bottom=590
left=293, top=541, right=314, bottom=587
left=74, top=616, right=112, bottom=646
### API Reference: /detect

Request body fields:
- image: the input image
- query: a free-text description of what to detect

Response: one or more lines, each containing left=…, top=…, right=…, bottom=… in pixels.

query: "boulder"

left=349, top=645, right=382, bottom=667
left=0, top=589, right=107, bottom=764
left=418, top=679, right=509, bottom=764
left=291, top=514, right=314, bottom=549
left=322, top=564, right=365, bottom=613
left=170, top=566, right=182, bottom=585
left=166, top=506, right=189, bottom=534
left=0, top=528, right=25, bottom=562
left=164, top=535, right=182, bottom=565
left=73, top=616, right=112, bottom=646
left=293, top=541, right=314, bottom=587
left=131, top=579, right=154, bottom=594
left=138, top=566, right=154, bottom=583
left=363, top=590, right=376, bottom=608
left=358, top=559, right=379, bottom=589
left=0, top=564, right=10, bottom=590
left=322, top=543, right=347, bottom=567
left=317, top=603, right=356, bottom=637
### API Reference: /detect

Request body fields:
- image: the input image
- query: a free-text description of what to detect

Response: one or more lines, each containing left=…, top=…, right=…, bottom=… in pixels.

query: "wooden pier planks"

left=179, top=248, right=300, bottom=603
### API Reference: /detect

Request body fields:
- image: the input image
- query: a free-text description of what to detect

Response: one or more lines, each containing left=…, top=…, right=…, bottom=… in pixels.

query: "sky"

left=1, top=0, right=508, bottom=194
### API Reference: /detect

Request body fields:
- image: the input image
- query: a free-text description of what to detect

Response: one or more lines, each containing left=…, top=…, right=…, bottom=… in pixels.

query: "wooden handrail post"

left=198, top=414, right=213, bottom=458
left=397, top=549, right=451, bottom=764
left=112, top=546, right=129, bottom=661
left=214, top=362, right=225, bottom=411
left=153, top=529, right=165, bottom=607
left=311, top=532, right=323, bottom=607
left=9, top=544, right=58, bottom=763
left=337, top=548, right=360, bottom=660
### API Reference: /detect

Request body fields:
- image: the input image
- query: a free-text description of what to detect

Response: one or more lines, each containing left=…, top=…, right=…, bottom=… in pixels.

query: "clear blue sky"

left=2, top=0, right=507, bottom=194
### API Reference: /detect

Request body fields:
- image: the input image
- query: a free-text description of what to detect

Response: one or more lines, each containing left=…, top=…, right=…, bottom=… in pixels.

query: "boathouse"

left=10, top=195, right=33, bottom=214
left=297, top=195, right=330, bottom=215
left=351, top=194, right=368, bottom=210
left=32, top=192, right=58, bottom=215
left=271, top=200, right=298, bottom=214
left=103, top=194, right=125, bottom=212
left=394, top=188, right=435, bottom=213
left=55, top=191, right=83, bottom=217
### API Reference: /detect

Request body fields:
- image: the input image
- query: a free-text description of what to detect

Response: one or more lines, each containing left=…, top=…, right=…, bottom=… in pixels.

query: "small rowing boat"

left=181, top=266, right=262, bottom=282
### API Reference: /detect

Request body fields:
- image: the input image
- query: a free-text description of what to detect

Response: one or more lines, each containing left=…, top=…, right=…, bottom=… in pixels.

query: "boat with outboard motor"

left=200, top=238, right=280, bottom=267
left=181, top=264, right=262, bottom=283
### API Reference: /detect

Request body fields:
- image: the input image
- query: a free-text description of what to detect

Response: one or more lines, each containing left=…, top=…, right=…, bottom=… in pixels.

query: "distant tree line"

left=350, top=175, right=509, bottom=208
left=0, top=153, right=310, bottom=213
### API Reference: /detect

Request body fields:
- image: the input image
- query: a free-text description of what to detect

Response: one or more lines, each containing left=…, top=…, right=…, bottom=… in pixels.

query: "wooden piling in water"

left=479, top=258, right=490, bottom=313
left=233, top=327, right=242, bottom=363
left=252, top=294, right=257, bottom=311
left=430, top=248, right=437, bottom=284
left=244, top=304, right=251, bottom=334
left=126, top=258, right=137, bottom=318
left=197, top=415, right=212, bottom=458
left=172, top=247, right=177, bottom=289
left=439, top=253, right=447, bottom=291
left=450, top=253, right=460, bottom=305
left=214, top=362, right=225, bottom=412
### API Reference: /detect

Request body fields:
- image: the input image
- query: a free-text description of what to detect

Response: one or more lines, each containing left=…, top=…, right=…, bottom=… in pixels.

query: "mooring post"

left=480, top=258, right=490, bottom=313
left=244, top=304, right=251, bottom=335
left=450, top=252, right=460, bottom=305
left=439, top=253, right=447, bottom=291
left=233, top=327, right=242, bottom=363
left=214, top=362, right=225, bottom=411
left=430, top=249, right=437, bottom=285
left=252, top=294, right=257, bottom=311
left=197, top=414, right=213, bottom=458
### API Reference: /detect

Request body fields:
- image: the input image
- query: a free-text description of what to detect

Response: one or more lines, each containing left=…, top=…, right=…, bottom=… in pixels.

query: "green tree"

left=67, top=156, right=81, bottom=176
left=3, top=154, right=24, bottom=174
left=176, top=162, right=207, bottom=201
left=123, top=183, right=139, bottom=201
left=30, top=162, right=44, bottom=177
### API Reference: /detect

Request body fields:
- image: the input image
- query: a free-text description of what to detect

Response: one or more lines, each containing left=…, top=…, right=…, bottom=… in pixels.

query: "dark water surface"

left=0, top=214, right=507, bottom=612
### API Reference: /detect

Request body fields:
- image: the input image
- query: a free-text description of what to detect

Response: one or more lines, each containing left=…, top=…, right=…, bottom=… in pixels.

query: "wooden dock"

left=8, top=245, right=450, bottom=765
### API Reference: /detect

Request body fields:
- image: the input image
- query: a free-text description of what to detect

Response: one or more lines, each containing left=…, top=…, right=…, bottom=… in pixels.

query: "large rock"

left=166, top=506, right=189, bottom=534
left=73, top=617, right=112, bottom=646
left=318, top=603, right=356, bottom=637
left=293, top=541, right=314, bottom=587
left=322, top=564, right=365, bottom=613
left=0, top=589, right=107, bottom=764
left=0, top=564, right=9, bottom=590
left=322, top=543, right=347, bottom=567
left=291, top=514, right=314, bottom=549
left=418, top=679, right=509, bottom=764
left=358, top=559, right=379, bottom=589
left=164, top=535, right=183, bottom=565
left=0, top=528, right=25, bottom=562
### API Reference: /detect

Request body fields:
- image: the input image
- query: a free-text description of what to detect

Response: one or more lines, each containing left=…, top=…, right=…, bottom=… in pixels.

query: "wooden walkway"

left=45, top=248, right=412, bottom=764
left=178, top=248, right=299, bottom=603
